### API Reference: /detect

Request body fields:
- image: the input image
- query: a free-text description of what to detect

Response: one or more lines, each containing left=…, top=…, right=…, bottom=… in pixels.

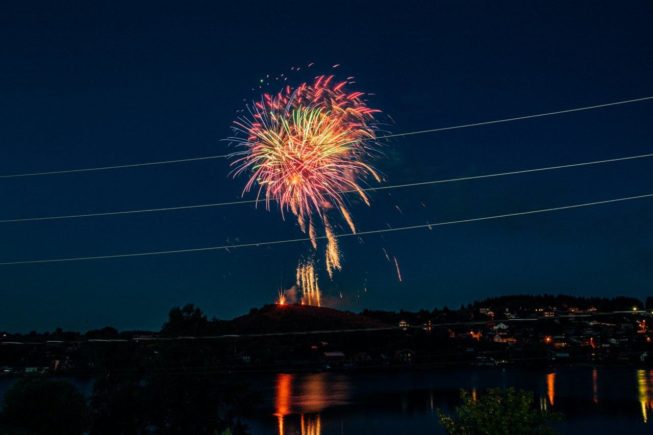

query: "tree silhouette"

left=161, top=304, right=210, bottom=336
left=0, top=378, right=89, bottom=435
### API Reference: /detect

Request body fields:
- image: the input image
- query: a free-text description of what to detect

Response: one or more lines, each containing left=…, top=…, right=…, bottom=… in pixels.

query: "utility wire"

left=1, top=95, right=652, bottom=179
left=363, top=151, right=653, bottom=192
left=0, top=155, right=229, bottom=179
left=374, top=95, right=653, bottom=140
left=2, top=151, right=651, bottom=224
left=0, top=198, right=259, bottom=224
left=1, top=192, right=650, bottom=266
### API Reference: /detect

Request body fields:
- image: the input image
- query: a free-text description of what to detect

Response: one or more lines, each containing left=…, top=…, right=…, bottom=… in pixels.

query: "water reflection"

left=546, top=372, right=556, bottom=407
left=592, top=368, right=599, bottom=405
left=300, top=414, right=321, bottom=435
left=274, top=373, right=349, bottom=434
left=263, top=369, right=653, bottom=434
left=275, top=374, right=292, bottom=435
left=300, top=373, right=328, bottom=413
left=637, top=369, right=653, bottom=423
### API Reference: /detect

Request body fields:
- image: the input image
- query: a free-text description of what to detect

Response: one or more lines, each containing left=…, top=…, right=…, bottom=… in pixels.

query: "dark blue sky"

left=1, top=1, right=652, bottom=331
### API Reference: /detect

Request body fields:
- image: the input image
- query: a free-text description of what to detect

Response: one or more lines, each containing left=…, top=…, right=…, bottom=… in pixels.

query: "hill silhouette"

left=230, top=304, right=388, bottom=333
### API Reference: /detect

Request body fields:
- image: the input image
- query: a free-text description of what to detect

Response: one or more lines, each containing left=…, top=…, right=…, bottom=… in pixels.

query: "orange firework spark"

left=230, top=75, right=381, bottom=275
left=276, top=290, right=287, bottom=306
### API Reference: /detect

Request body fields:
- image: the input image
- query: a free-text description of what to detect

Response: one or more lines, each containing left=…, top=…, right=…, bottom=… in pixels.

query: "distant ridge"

left=230, top=304, right=388, bottom=333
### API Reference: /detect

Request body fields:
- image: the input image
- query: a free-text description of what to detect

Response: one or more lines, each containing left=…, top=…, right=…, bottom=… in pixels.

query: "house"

left=395, top=349, right=415, bottom=364
left=323, top=351, right=346, bottom=367
left=493, top=335, right=517, bottom=344
left=24, top=367, right=48, bottom=375
left=353, top=352, right=372, bottom=363
left=469, top=330, right=482, bottom=341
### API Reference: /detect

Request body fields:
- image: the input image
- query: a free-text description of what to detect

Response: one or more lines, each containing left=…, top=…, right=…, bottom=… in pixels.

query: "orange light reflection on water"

left=300, top=413, right=322, bottom=435
left=274, top=373, right=349, bottom=435
left=546, top=372, right=556, bottom=407
left=275, top=373, right=293, bottom=435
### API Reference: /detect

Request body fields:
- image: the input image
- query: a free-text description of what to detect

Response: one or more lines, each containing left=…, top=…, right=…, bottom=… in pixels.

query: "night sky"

left=1, top=1, right=652, bottom=332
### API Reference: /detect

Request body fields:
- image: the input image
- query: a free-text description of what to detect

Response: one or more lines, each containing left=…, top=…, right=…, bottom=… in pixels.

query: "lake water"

left=244, top=367, right=653, bottom=434
left=0, top=367, right=651, bottom=434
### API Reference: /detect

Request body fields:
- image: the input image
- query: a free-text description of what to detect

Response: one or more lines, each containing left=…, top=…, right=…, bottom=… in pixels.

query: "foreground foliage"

left=438, top=388, right=559, bottom=435
left=0, top=378, right=88, bottom=434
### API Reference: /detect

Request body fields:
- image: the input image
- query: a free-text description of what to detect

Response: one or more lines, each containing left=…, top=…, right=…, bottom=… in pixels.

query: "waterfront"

left=1, top=367, right=652, bottom=434
left=245, top=367, right=653, bottom=434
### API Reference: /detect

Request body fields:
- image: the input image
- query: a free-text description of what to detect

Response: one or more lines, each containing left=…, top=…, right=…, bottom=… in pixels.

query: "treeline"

left=469, top=294, right=647, bottom=312
left=2, top=294, right=651, bottom=339
left=361, top=294, right=649, bottom=326
left=2, top=303, right=385, bottom=340
left=0, top=305, right=229, bottom=341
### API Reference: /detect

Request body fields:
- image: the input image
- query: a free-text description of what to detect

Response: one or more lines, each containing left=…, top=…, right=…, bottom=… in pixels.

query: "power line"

left=363, top=151, right=653, bottom=192
left=375, top=95, right=653, bottom=140
left=2, top=95, right=652, bottom=179
left=0, top=198, right=260, bottom=224
left=0, top=155, right=229, bottom=179
left=1, top=192, right=650, bottom=266
left=2, top=151, right=651, bottom=224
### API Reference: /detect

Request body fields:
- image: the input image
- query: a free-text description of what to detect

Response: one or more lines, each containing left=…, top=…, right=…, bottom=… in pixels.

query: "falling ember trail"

left=393, top=256, right=403, bottom=282
left=297, top=260, right=321, bottom=306
left=324, top=218, right=342, bottom=278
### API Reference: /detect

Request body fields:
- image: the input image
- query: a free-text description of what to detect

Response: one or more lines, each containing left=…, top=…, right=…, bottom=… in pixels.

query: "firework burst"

left=230, top=74, right=382, bottom=281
